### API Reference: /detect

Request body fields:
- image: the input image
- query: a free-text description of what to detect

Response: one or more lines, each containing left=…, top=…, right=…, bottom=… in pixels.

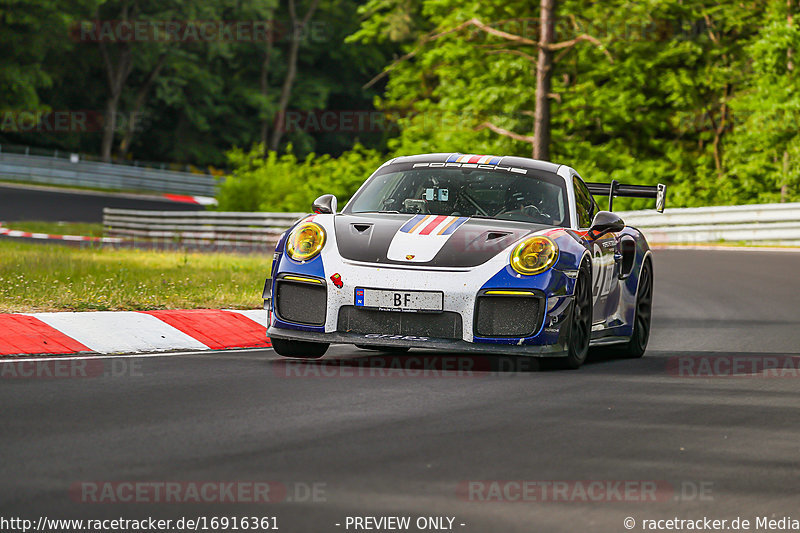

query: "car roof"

left=387, top=153, right=563, bottom=174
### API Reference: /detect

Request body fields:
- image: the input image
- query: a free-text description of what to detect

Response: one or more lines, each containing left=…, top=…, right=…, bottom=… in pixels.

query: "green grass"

left=0, top=240, right=269, bottom=312
left=2, top=220, right=105, bottom=237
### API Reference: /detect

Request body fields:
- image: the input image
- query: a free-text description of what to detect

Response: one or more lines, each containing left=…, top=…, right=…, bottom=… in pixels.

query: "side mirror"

left=312, top=194, right=337, bottom=214
left=588, top=211, right=624, bottom=239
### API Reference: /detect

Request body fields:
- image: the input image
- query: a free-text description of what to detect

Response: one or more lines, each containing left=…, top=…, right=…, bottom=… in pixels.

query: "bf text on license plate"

left=355, top=288, right=443, bottom=311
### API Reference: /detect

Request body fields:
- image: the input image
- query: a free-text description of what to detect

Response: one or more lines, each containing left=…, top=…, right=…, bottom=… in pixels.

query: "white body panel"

left=386, top=230, right=453, bottom=262
left=308, top=213, right=550, bottom=343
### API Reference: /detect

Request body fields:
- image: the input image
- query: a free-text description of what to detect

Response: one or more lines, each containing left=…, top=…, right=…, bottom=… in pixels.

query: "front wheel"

left=560, top=260, right=593, bottom=370
left=271, top=338, right=329, bottom=359
left=619, top=259, right=653, bottom=358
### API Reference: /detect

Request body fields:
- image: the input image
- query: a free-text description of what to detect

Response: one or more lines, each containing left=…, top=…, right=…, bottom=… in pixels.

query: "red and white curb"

left=0, top=309, right=270, bottom=356
left=0, top=223, right=123, bottom=244
left=162, top=194, right=217, bottom=206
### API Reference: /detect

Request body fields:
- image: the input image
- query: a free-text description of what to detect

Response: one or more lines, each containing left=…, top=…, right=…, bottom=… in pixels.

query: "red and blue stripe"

left=446, top=154, right=502, bottom=165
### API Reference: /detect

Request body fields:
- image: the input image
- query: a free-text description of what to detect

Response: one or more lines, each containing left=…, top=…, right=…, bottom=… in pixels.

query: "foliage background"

left=2, top=0, right=799, bottom=211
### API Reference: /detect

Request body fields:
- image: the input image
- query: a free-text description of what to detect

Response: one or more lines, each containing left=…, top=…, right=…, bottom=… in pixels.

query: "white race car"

left=264, top=153, right=665, bottom=369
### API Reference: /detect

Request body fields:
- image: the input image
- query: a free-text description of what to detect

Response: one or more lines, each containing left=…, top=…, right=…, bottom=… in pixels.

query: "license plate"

left=355, top=288, right=443, bottom=312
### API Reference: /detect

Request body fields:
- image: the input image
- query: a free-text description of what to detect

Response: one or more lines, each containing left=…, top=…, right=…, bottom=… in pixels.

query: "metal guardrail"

left=619, top=202, right=800, bottom=245
left=0, top=152, right=220, bottom=196
left=102, top=202, right=800, bottom=252
left=103, top=209, right=304, bottom=250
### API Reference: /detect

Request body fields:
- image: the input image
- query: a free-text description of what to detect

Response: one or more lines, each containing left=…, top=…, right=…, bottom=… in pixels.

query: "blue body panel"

left=270, top=222, right=327, bottom=333
left=474, top=264, right=573, bottom=346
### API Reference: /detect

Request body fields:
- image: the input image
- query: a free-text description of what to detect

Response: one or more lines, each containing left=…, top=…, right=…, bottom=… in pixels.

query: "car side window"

left=573, top=176, right=595, bottom=228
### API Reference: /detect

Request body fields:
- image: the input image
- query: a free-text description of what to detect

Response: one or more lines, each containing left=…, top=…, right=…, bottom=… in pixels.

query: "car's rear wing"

left=585, top=180, right=667, bottom=213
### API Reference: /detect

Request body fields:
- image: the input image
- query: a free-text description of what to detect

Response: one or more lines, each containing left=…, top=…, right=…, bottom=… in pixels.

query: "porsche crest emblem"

left=405, top=254, right=415, bottom=260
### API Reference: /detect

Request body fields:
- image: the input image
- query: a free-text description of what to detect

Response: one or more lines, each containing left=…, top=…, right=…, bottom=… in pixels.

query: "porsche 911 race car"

left=263, top=153, right=666, bottom=369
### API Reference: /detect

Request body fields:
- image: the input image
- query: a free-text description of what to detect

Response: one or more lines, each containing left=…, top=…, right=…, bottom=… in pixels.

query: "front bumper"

left=267, top=325, right=570, bottom=357
left=270, top=243, right=578, bottom=357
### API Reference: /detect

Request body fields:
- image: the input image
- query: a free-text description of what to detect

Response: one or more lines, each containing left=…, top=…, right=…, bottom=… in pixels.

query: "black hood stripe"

left=334, top=214, right=546, bottom=268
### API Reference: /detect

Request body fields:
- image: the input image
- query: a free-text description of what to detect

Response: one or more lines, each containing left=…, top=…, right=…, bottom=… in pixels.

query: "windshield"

left=345, top=165, right=569, bottom=226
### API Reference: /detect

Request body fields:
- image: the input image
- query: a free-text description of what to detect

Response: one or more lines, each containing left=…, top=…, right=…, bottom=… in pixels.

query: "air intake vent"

left=275, top=280, right=326, bottom=325
left=338, top=307, right=462, bottom=339
left=474, top=295, right=544, bottom=337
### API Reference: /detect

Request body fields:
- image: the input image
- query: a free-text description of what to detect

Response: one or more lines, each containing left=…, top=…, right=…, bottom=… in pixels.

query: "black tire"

left=619, top=259, right=653, bottom=358
left=271, top=338, right=329, bottom=359
left=561, top=260, right=593, bottom=370
left=355, top=345, right=411, bottom=353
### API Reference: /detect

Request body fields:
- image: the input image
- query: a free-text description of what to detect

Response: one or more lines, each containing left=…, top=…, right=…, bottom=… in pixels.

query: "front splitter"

left=267, top=326, right=568, bottom=357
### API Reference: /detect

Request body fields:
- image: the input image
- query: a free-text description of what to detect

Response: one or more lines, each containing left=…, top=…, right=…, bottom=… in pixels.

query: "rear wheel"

left=561, top=260, right=593, bottom=370
left=271, top=338, right=329, bottom=359
left=619, top=259, right=653, bottom=358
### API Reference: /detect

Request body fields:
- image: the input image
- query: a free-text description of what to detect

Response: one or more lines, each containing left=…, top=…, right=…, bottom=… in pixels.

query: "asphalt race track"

left=1, top=249, right=799, bottom=532
left=0, top=184, right=204, bottom=222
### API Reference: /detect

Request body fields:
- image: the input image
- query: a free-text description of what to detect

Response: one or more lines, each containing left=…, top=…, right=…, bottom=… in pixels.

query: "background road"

left=1, top=249, right=799, bottom=532
left=0, top=183, right=204, bottom=222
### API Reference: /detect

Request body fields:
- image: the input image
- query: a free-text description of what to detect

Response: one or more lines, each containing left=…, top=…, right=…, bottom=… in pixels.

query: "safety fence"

left=618, top=202, right=800, bottom=246
left=103, top=208, right=304, bottom=252
left=99, top=202, right=800, bottom=252
left=0, top=151, right=219, bottom=196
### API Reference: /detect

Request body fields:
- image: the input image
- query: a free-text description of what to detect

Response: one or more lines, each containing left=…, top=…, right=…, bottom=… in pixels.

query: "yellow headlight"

left=286, top=222, right=326, bottom=261
left=510, top=236, right=559, bottom=275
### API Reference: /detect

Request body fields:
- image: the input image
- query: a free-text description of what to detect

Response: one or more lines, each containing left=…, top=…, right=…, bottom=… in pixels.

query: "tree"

left=533, top=0, right=555, bottom=160
left=359, top=1, right=611, bottom=160
left=89, top=0, right=240, bottom=162
left=352, top=0, right=783, bottom=208
left=725, top=1, right=800, bottom=204
left=89, top=0, right=175, bottom=161
left=0, top=0, right=76, bottom=110
left=269, top=0, right=321, bottom=152
left=356, top=0, right=613, bottom=159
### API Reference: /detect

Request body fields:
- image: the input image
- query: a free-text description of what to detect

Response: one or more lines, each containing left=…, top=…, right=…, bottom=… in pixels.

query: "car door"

left=572, top=175, right=619, bottom=325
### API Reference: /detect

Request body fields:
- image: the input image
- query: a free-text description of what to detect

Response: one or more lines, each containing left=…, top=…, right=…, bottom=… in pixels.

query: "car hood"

left=334, top=213, right=550, bottom=268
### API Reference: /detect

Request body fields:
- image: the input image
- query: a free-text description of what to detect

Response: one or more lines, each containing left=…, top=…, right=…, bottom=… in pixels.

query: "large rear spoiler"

left=585, top=180, right=667, bottom=213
